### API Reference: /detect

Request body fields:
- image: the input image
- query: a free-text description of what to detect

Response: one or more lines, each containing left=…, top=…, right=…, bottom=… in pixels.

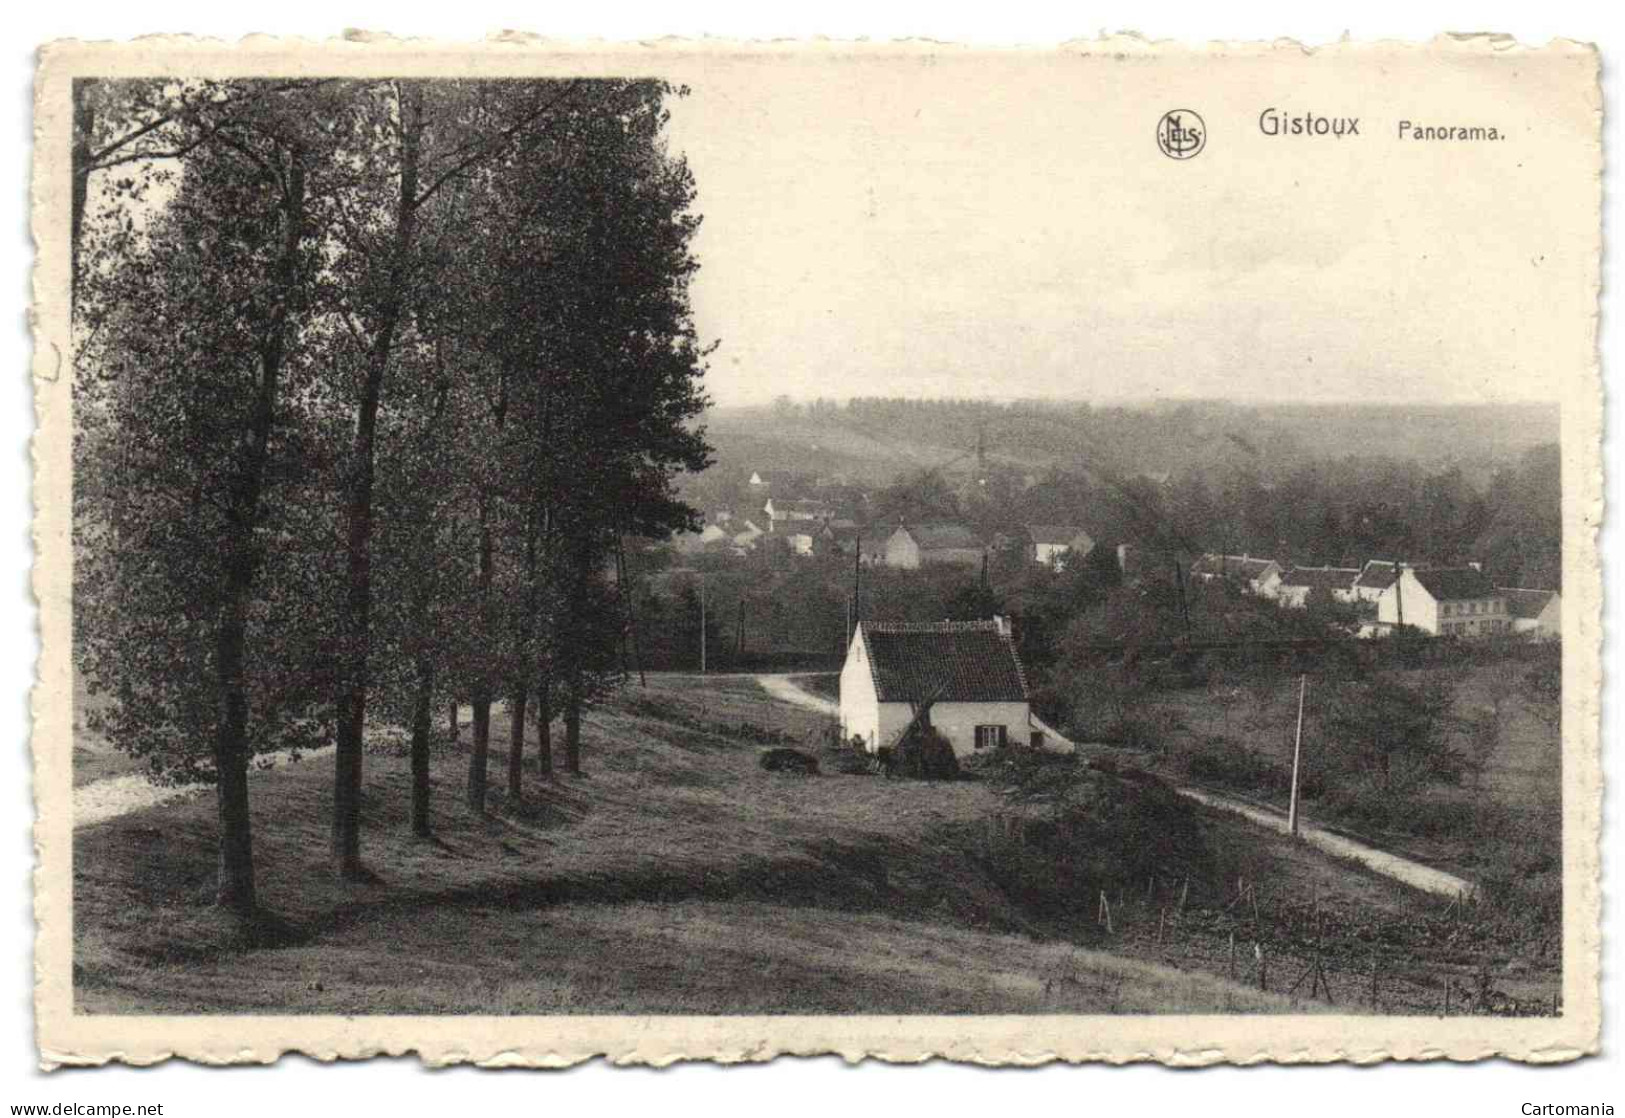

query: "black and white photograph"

left=25, top=34, right=1603, bottom=1069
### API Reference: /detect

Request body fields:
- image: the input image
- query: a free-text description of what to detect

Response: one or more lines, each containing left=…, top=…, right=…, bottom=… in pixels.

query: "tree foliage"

left=74, top=77, right=712, bottom=912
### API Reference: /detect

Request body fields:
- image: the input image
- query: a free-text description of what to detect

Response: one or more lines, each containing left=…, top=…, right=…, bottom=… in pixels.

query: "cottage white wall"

left=1537, top=596, right=1562, bottom=639
left=931, top=701, right=1031, bottom=756
left=885, top=530, right=921, bottom=569
left=1278, top=586, right=1309, bottom=609
left=1377, top=569, right=1439, bottom=633
left=1035, top=542, right=1068, bottom=565
left=869, top=700, right=1031, bottom=757
left=838, top=632, right=881, bottom=747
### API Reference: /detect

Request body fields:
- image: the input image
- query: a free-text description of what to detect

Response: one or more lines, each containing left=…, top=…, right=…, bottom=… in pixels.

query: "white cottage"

left=839, top=618, right=1033, bottom=758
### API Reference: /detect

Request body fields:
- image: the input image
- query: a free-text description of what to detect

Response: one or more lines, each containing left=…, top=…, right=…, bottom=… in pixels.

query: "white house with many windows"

left=1376, top=567, right=1508, bottom=637
left=839, top=618, right=1032, bottom=757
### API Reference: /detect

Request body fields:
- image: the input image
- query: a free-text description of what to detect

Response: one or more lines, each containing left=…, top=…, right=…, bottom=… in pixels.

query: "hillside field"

left=73, top=675, right=1556, bottom=1016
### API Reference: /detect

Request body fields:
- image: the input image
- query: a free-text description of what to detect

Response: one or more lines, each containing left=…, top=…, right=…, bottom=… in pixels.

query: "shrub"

left=973, top=767, right=1214, bottom=910
left=758, top=747, right=819, bottom=775
left=1182, top=737, right=1299, bottom=798
left=891, top=727, right=960, bottom=781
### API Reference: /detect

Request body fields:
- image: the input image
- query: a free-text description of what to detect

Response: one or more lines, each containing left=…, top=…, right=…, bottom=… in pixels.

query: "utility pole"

left=1394, top=561, right=1406, bottom=631
left=1288, top=674, right=1307, bottom=836
left=851, top=535, right=862, bottom=641
left=699, top=576, right=706, bottom=674
left=1174, top=557, right=1193, bottom=641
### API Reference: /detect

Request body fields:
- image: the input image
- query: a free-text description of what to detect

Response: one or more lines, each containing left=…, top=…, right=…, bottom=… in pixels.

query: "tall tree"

left=74, top=81, right=335, bottom=920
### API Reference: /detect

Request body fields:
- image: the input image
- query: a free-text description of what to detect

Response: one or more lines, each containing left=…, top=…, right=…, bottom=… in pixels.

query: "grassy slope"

left=1148, top=661, right=1560, bottom=878
left=76, top=675, right=1317, bottom=1016
left=72, top=670, right=149, bottom=788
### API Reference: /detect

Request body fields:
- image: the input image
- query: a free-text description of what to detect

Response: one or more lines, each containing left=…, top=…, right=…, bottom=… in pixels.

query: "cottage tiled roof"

left=902, top=523, right=983, bottom=551
left=1279, top=566, right=1360, bottom=593
left=1354, top=560, right=1400, bottom=591
left=1412, top=567, right=1498, bottom=602
left=1191, top=553, right=1278, bottom=580
left=860, top=620, right=1027, bottom=704
left=1499, top=587, right=1558, bottom=620
left=774, top=498, right=832, bottom=515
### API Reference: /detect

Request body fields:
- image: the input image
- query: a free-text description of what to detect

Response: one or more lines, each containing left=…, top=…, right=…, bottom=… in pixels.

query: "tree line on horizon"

left=71, top=77, right=712, bottom=924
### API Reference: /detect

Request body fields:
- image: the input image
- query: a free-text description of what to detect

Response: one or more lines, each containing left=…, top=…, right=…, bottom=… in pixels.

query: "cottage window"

left=974, top=724, right=1008, bottom=751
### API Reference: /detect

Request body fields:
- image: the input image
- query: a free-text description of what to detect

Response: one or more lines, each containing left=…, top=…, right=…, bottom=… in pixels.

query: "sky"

left=660, top=46, right=1597, bottom=408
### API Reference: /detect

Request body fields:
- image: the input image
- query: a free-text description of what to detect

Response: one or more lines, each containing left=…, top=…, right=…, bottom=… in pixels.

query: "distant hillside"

left=688, top=398, right=1559, bottom=497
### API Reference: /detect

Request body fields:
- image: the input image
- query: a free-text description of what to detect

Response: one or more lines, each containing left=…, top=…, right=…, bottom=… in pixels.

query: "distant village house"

left=764, top=496, right=835, bottom=532
left=885, top=524, right=985, bottom=570
left=1500, top=587, right=1562, bottom=641
left=1028, top=525, right=1096, bottom=568
left=1376, top=567, right=1508, bottom=637
left=1189, top=553, right=1284, bottom=597
left=1275, top=565, right=1360, bottom=608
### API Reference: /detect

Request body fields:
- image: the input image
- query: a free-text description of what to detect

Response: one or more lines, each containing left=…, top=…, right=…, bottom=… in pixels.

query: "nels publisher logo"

left=1156, top=109, right=1206, bottom=160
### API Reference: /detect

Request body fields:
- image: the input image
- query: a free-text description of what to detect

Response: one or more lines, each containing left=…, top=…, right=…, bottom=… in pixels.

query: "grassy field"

left=73, top=673, right=1555, bottom=1016
left=71, top=670, right=150, bottom=788
left=1133, top=659, right=1560, bottom=882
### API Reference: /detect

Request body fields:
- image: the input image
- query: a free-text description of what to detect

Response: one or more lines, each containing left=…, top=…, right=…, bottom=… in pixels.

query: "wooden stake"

left=1180, top=876, right=1189, bottom=913
left=1370, top=953, right=1379, bottom=1009
left=1256, top=943, right=1267, bottom=991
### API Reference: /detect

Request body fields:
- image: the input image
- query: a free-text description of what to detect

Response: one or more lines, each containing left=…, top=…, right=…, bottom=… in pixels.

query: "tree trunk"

left=468, top=699, right=491, bottom=811
left=213, top=572, right=256, bottom=918
left=507, top=683, right=527, bottom=799
left=333, top=84, right=423, bottom=877
left=70, top=78, right=97, bottom=309
left=410, top=657, right=434, bottom=837
left=207, top=144, right=307, bottom=916
left=564, top=670, right=582, bottom=775
left=447, top=700, right=457, bottom=742
left=467, top=486, right=494, bottom=812
left=535, top=664, right=553, bottom=776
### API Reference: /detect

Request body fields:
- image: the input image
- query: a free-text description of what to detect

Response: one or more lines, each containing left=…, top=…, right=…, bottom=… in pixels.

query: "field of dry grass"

left=73, top=673, right=1555, bottom=1017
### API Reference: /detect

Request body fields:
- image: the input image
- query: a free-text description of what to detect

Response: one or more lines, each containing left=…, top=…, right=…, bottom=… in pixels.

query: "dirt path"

left=752, top=674, right=1471, bottom=900
left=73, top=745, right=335, bottom=830
left=1175, top=786, right=1474, bottom=900
left=755, top=673, right=838, bottom=716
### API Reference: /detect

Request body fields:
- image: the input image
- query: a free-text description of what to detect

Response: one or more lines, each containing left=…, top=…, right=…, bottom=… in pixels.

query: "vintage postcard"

left=31, top=35, right=1601, bottom=1067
